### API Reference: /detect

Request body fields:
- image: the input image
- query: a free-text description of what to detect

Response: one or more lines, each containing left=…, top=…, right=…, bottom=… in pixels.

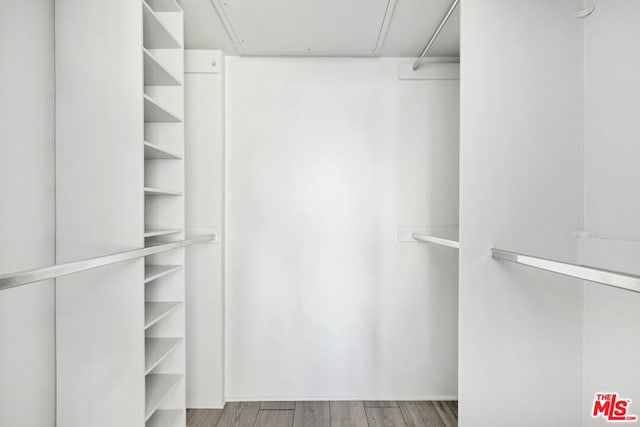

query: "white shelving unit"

left=142, top=0, right=186, bottom=425
left=145, top=141, right=182, bottom=160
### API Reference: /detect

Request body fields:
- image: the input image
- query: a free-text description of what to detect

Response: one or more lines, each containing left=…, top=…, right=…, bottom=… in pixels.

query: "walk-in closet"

left=1, top=0, right=638, bottom=426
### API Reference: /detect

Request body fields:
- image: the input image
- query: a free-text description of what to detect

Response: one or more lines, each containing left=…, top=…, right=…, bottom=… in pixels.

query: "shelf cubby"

left=144, top=48, right=182, bottom=86
left=145, top=374, right=182, bottom=421
left=144, top=302, right=182, bottom=329
left=146, top=410, right=183, bottom=427
left=144, top=141, right=181, bottom=160
left=145, top=265, right=182, bottom=284
left=144, top=94, right=182, bottom=123
left=145, top=337, right=182, bottom=374
left=143, top=2, right=182, bottom=49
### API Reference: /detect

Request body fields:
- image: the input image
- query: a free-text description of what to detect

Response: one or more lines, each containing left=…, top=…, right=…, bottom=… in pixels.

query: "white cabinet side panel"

left=185, top=69, right=225, bottom=407
left=55, top=0, right=145, bottom=426
left=0, top=1, right=56, bottom=426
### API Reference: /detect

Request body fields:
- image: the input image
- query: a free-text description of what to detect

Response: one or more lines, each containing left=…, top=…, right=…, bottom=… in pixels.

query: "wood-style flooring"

left=188, top=401, right=457, bottom=427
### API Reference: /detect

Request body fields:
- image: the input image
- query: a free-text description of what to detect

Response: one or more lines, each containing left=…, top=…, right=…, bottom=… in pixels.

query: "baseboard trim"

left=224, top=395, right=458, bottom=402
left=188, top=402, right=226, bottom=409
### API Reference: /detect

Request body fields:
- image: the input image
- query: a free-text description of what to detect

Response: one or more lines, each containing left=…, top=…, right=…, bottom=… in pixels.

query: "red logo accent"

left=592, top=393, right=638, bottom=422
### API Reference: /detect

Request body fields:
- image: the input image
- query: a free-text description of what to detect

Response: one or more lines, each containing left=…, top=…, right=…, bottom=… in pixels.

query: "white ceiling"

left=180, top=0, right=460, bottom=57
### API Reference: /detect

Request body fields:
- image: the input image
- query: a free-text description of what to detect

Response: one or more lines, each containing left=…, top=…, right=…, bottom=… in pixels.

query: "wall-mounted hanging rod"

left=492, top=248, right=640, bottom=294
left=0, top=234, right=214, bottom=292
left=413, top=0, right=460, bottom=70
left=412, top=232, right=460, bottom=249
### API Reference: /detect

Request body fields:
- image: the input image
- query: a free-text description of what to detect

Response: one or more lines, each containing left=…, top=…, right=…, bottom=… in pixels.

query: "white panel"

left=212, top=0, right=396, bottom=55
left=185, top=50, right=223, bottom=74
left=0, top=1, right=55, bottom=426
left=459, top=1, right=584, bottom=426
left=226, top=57, right=459, bottom=399
left=582, top=1, right=640, bottom=425
left=55, top=0, right=145, bottom=426
left=184, top=57, right=225, bottom=407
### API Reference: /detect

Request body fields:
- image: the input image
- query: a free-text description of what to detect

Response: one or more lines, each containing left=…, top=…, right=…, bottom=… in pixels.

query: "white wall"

left=582, top=2, right=640, bottom=425
left=459, top=1, right=585, bottom=426
left=0, top=1, right=56, bottom=425
left=225, top=57, right=459, bottom=400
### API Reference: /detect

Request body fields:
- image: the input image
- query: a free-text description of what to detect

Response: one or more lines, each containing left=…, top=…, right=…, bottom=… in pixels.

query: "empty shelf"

left=144, top=187, right=182, bottom=196
left=144, top=141, right=181, bottom=160
left=144, top=229, right=182, bottom=238
left=492, top=248, right=640, bottom=294
left=411, top=232, right=460, bottom=249
left=145, top=302, right=182, bottom=329
left=146, top=409, right=183, bottom=427
left=145, top=338, right=182, bottom=374
left=143, top=49, right=182, bottom=86
left=144, top=95, right=182, bottom=123
left=145, top=265, right=182, bottom=284
left=143, top=2, right=182, bottom=49
left=145, top=374, right=182, bottom=421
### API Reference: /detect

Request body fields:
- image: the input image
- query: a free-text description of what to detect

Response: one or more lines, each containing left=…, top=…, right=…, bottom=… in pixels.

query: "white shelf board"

left=144, top=187, right=182, bottom=196
left=145, top=374, right=182, bottom=421
left=144, top=49, right=182, bottom=86
left=143, top=2, right=182, bottom=49
left=145, top=265, right=182, bottom=284
left=145, top=302, right=182, bottom=329
left=144, top=229, right=182, bottom=238
left=144, top=95, right=182, bottom=123
left=145, top=338, right=182, bottom=374
left=146, top=409, right=183, bottom=427
left=144, top=141, right=181, bottom=160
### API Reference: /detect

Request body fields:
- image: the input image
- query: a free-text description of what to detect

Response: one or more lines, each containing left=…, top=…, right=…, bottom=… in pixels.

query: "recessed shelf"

left=143, top=2, right=182, bottom=49
left=144, top=187, right=182, bottom=196
left=145, top=374, right=182, bottom=421
left=145, top=301, right=182, bottom=329
left=145, top=338, right=182, bottom=374
left=146, top=409, right=183, bottom=427
left=144, top=95, right=182, bottom=123
left=145, top=265, right=182, bottom=284
left=144, top=141, right=181, bottom=160
left=144, top=48, right=182, bottom=86
left=146, top=0, right=183, bottom=12
left=144, top=229, right=182, bottom=238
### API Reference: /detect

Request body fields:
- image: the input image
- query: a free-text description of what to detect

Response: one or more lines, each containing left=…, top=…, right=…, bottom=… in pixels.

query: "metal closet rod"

left=492, top=248, right=640, bottom=294
left=413, top=0, right=460, bottom=71
left=411, top=232, right=460, bottom=249
left=0, top=234, right=214, bottom=292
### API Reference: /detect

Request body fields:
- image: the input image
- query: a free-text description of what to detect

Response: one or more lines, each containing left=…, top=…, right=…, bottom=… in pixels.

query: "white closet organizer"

left=142, top=0, right=187, bottom=425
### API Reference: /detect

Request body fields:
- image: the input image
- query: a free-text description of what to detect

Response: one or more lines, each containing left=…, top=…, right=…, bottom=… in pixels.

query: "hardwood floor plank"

left=366, top=407, right=407, bottom=427
left=293, top=401, right=330, bottom=427
left=330, top=401, right=368, bottom=427
left=261, top=402, right=296, bottom=410
left=399, top=402, right=445, bottom=427
left=187, top=409, right=223, bottom=426
left=254, top=410, right=294, bottom=427
left=216, top=402, right=260, bottom=427
left=445, top=401, right=457, bottom=418
left=364, top=401, right=398, bottom=408
left=432, top=402, right=457, bottom=427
